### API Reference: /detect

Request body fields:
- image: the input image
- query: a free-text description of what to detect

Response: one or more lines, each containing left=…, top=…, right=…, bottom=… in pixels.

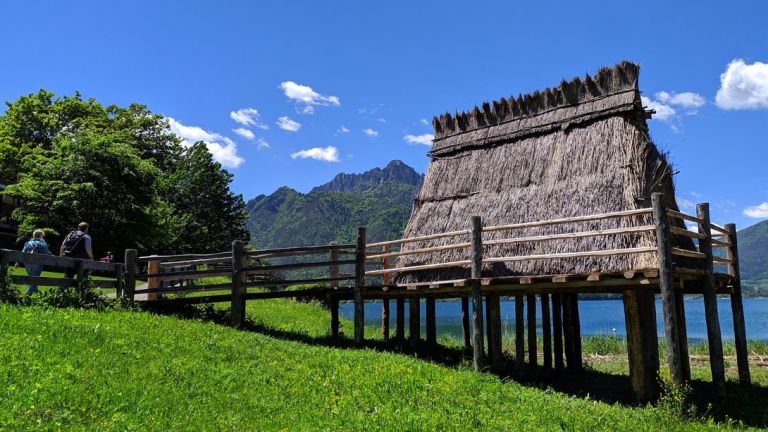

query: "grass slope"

left=1, top=300, right=765, bottom=431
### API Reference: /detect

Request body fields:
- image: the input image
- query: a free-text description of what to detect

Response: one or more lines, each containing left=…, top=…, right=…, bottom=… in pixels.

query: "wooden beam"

left=354, top=227, right=366, bottom=347
left=470, top=216, right=485, bottom=371
left=541, top=294, right=552, bottom=372
left=484, top=247, right=658, bottom=264
left=409, top=297, right=420, bottom=349
left=483, top=208, right=653, bottom=232
left=515, top=294, right=525, bottom=374
left=483, top=225, right=656, bottom=246
left=124, top=249, right=137, bottom=300
left=623, top=288, right=660, bottom=402
left=725, top=223, right=750, bottom=385
left=697, top=203, right=726, bottom=399
left=551, top=293, right=564, bottom=371
left=527, top=294, right=537, bottom=369
left=675, top=285, right=691, bottom=381
left=366, top=228, right=471, bottom=248
left=486, top=295, right=503, bottom=370
left=461, top=296, right=471, bottom=357
left=652, top=193, right=686, bottom=386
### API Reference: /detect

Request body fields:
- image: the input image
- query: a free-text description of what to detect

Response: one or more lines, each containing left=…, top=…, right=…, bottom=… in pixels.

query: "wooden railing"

left=0, top=249, right=123, bottom=293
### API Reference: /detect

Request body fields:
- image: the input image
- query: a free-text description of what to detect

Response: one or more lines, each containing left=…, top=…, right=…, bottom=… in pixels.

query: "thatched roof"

left=396, top=62, right=692, bottom=282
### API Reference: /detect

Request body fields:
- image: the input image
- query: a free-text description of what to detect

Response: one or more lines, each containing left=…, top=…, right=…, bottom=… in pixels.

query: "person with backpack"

left=19, top=230, right=53, bottom=295
left=60, top=222, right=94, bottom=279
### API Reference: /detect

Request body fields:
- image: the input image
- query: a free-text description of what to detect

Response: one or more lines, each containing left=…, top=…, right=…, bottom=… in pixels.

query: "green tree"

left=163, top=142, right=250, bottom=253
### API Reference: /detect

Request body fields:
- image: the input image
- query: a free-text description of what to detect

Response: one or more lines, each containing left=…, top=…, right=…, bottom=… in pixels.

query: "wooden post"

left=114, top=263, right=124, bottom=298
left=409, top=297, right=420, bottom=349
left=230, top=240, right=246, bottom=328
left=652, top=193, right=685, bottom=385
left=486, top=294, right=503, bottom=370
left=0, top=250, right=9, bottom=294
left=426, top=296, right=436, bottom=348
left=470, top=215, right=485, bottom=371
left=146, top=257, right=160, bottom=301
left=623, top=288, right=660, bottom=402
left=563, top=293, right=582, bottom=372
left=354, top=227, right=366, bottom=347
left=461, top=296, right=471, bottom=356
left=725, top=223, right=751, bottom=385
left=515, top=294, right=525, bottom=374
left=552, top=293, right=564, bottom=371
left=697, top=203, right=726, bottom=399
left=541, top=294, right=552, bottom=372
left=75, top=259, right=87, bottom=295
left=382, top=245, right=391, bottom=342
left=396, top=298, right=405, bottom=349
left=527, top=294, right=537, bottom=368
left=675, top=285, right=691, bottom=381
left=329, top=242, right=340, bottom=338
left=123, top=249, right=137, bottom=300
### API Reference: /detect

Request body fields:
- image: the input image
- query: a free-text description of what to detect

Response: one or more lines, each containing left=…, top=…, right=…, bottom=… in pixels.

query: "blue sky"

left=1, top=1, right=767, bottom=229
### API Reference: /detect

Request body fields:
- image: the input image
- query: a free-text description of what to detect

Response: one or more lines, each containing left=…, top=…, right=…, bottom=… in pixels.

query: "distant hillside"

left=739, top=219, right=768, bottom=294
left=245, top=160, right=423, bottom=249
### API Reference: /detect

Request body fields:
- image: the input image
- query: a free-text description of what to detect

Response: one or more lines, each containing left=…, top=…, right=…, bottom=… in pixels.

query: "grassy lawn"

left=1, top=296, right=767, bottom=430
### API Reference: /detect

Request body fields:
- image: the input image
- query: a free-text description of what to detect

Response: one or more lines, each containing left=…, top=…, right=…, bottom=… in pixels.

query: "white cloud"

left=420, top=118, right=429, bottom=125
left=641, top=96, right=676, bottom=121
left=167, top=117, right=244, bottom=168
left=290, top=146, right=339, bottom=162
left=256, top=138, right=270, bottom=150
left=276, top=116, right=301, bottom=132
left=363, top=128, right=379, bottom=137
left=716, top=59, right=768, bottom=110
left=655, top=91, right=706, bottom=111
left=744, top=202, right=768, bottom=218
left=676, top=196, right=695, bottom=211
left=685, top=222, right=699, bottom=233
left=404, top=133, right=434, bottom=146
left=280, top=81, right=340, bottom=115
left=232, top=128, right=255, bottom=140
left=337, top=126, right=350, bottom=134
left=230, top=108, right=268, bottom=129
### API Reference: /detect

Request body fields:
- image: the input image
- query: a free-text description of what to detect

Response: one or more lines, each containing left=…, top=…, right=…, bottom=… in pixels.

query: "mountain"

left=245, top=160, right=423, bottom=249
left=738, top=219, right=768, bottom=293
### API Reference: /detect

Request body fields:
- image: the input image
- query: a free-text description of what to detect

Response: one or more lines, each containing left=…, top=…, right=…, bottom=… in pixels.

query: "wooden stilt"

left=354, top=227, right=366, bottom=347
left=697, top=203, right=726, bottom=399
left=675, top=285, right=691, bottom=381
left=409, top=297, right=420, bottom=349
left=396, top=298, right=405, bottom=350
left=552, top=293, right=564, bottom=371
left=623, top=287, right=660, bottom=402
left=725, top=223, right=751, bottom=385
left=515, top=294, right=525, bottom=374
left=461, top=296, right=471, bottom=356
left=652, top=193, right=685, bottom=385
left=426, top=296, right=436, bottom=348
left=541, top=293, right=552, bottom=372
left=486, top=295, right=503, bottom=370
left=470, top=216, right=486, bottom=371
left=563, top=293, right=582, bottom=372
left=527, top=294, right=537, bottom=368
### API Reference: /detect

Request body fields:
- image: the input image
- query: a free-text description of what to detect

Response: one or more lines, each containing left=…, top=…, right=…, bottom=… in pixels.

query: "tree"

left=163, top=142, right=250, bottom=253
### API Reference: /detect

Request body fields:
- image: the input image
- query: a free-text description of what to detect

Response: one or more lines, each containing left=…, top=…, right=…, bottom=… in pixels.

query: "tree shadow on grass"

left=140, top=301, right=768, bottom=428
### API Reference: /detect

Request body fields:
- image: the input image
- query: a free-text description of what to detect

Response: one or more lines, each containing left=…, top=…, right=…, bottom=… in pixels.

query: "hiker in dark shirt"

left=60, top=222, right=94, bottom=279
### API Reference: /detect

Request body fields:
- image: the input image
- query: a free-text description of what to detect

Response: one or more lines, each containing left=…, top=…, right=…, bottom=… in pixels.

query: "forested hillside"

left=739, top=219, right=768, bottom=294
left=245, top=160, right=422, bottom=248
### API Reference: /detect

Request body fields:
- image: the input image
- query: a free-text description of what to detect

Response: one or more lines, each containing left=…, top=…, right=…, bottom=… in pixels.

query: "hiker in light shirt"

left=19, top=230, right=53, bottom=295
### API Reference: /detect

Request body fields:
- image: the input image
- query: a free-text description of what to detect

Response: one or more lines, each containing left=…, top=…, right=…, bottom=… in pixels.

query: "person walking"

left=60, top=222, right=94, bottom=280
left=19, top=230, right=53, bottom=295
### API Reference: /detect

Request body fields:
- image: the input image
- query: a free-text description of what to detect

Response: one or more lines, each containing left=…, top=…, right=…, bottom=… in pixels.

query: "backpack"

left=61, top=231, right=87, bottom=258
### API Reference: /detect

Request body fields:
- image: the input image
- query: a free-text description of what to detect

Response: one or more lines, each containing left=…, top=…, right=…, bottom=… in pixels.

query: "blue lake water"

left=340, top=297, right=768, bottom=341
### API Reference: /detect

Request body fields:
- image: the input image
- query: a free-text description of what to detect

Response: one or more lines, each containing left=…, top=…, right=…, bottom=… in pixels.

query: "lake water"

left=340, top=297, right=768, bottom=341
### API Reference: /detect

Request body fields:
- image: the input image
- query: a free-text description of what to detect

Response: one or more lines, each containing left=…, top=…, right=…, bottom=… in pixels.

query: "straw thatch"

left=396, top=62, right=692, bottom=282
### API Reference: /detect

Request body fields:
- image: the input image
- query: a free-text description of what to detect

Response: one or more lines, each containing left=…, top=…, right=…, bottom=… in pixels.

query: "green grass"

left=1, top=296, right=767, bottom=430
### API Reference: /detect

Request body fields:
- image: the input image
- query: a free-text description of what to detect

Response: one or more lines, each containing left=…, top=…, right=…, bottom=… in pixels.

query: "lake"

left=340, top=297, right=768, bottom=341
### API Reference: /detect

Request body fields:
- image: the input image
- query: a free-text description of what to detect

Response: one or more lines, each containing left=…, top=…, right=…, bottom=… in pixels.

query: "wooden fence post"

left=146, top=257, right=160, bottom=301
left=515, top=294, right=525, bottom=374
left=461, top=296, right=471, bottom=357
left=0, top=250, right=8, bottom=293
left=697, top=203, right=726, bottom=399
left=652, top=193, right=685, bottom=386
left=382, top=245, right=391, bottom=342
left=354, top=226, right=366, bottom=347
left=551, top=293, right=564, bottom=371
left=230, top=240, right=246, bottom=328
left=725, top=223, right=750, bottom=385
left=541, top=293, right=552, bottom=372
left=470, top=215, right=486, bottom=371
left=329, top=242, right=340, bottom=338
left=123, top=249, right=137, bottom=300
left=426, top=296, right=436, bottom=348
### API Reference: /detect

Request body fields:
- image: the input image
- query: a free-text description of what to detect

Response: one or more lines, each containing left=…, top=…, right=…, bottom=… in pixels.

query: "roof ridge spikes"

left=433, top=61, right=641, bottom=139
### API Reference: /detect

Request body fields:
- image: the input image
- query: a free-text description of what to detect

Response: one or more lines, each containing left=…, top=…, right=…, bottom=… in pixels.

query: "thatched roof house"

left=397, top=62, right=690, bottom=282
